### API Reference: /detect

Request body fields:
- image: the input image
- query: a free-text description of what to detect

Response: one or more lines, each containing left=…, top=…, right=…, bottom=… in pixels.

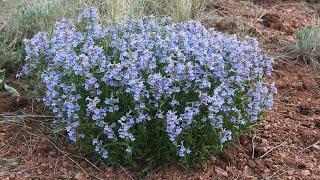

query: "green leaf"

left=0, top=69, right=5, bottom=86
left=4, top=83, right=20, bottom=96
left=0, top=69, right=20, bottom=96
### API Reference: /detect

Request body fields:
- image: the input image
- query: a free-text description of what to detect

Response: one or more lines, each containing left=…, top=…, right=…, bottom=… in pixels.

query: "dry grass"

left=85, top=0, right=210, bottom=22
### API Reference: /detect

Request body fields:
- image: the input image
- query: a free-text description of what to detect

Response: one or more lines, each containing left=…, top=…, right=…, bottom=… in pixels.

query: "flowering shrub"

left=20, top=6, right=276, bottom=169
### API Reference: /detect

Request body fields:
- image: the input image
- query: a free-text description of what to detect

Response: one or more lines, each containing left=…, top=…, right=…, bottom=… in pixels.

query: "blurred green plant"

left=0, top=69, right=20, bottom=96
left=296, top=26, right=320, bottom=67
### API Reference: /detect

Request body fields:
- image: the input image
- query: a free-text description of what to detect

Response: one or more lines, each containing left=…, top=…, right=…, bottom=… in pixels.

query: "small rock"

left=301, top=170, right=311, bottom=176
left=261, top=138, right=268, bottom=144
left=288, top=170, right=294, bottom=175
left=9, top=174, right=15, bottom=179
left=312, top=144, right=320, bottom=150
left=74, top=172, right=88, bottom=180
left=215, top=167, right=228, bottom=177
left=18, top=168, right=30, bottom=175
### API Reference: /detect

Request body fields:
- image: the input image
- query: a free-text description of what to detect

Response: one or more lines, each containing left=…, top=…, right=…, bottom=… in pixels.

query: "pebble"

left=215, top=167, right=228, bottom=177
left=301, top=170, right=311, bottom=176
left=36, top=169, right=42, bottom=175
left=9, top=174, right=15, bottom=179
left=74, top=172, right=87, bottom=180
left=287, top=170, right=294, bottom=175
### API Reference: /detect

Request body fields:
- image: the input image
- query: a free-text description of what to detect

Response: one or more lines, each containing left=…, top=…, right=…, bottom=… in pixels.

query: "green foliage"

left=296, top=26, right=320, bottom=66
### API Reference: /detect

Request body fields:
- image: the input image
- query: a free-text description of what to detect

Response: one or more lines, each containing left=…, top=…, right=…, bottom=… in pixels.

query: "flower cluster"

left=20, top=6, right=276, bottom=167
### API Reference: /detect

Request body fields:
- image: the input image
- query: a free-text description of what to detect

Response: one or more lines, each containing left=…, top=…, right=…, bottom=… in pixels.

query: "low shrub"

left=20, top=6, right=276, bottom=170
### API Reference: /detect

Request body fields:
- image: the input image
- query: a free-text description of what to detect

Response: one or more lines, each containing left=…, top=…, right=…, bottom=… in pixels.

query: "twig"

left=299, top=140, right=320, bottom=153
left=247, top=9, right=267, bottom=33
left=45, top=137, right=89, bottom=176
left=115, top=162, right=134, bottom=180
left=0, top=157, right=20, bottom=162
left=22, top=135, right=32, bottom=155
left=0, top=23, right=5, bottom=32
left=0, top=133, right=18, bottom=158
left=71, top=154, right=101, bottom=172
left=7, top=32, right=23, bottom=49
left=259, top=142, right=286, bottom=159
left=26, top=174, right=69, bottom=179
left=280, top=88, right=295, bottom=97
left=0, top=114, right=55, bottom=118
left=251, top=131, right=256, bottom=159
left=53, top=156, right=63, bottom=174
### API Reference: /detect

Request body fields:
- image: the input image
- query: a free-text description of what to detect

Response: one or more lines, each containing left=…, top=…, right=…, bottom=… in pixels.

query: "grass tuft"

left=296, top=26, right=320, bottom=67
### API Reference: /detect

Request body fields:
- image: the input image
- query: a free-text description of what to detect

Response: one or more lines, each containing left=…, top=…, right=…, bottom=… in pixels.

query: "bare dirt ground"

left=0, top=0, right=319, bottom=179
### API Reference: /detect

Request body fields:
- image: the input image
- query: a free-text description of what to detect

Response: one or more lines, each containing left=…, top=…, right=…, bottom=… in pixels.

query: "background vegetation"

left=0, top=0, right=209, bottom=72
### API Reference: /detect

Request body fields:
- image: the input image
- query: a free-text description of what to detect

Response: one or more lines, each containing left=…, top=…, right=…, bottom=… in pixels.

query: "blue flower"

left=178, top=141, right=191, bottom=157
left=125, top=147, right=132, bottom=154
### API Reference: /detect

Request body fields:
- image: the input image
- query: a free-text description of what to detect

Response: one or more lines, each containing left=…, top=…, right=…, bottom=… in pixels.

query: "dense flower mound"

left=20, top=6, right=276, bottom=169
